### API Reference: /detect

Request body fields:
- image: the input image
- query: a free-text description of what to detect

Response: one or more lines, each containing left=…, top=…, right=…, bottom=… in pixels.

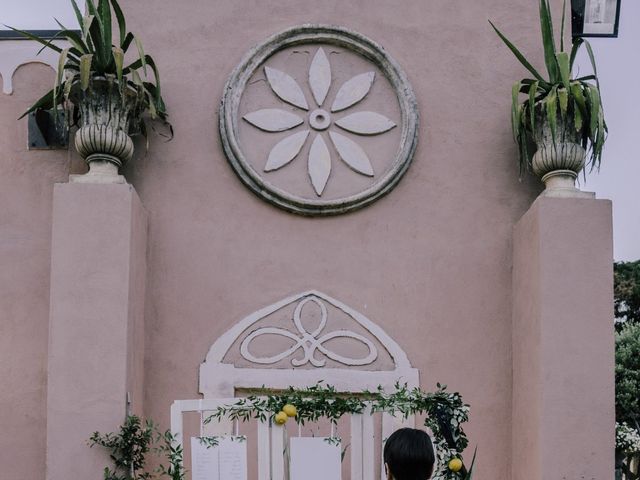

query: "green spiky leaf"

left=556, top=52, right=570, bottom=89
left=69, top=0, right=84, bottom=28
left=56, top=48, right=69, bottom=90
left=569, top=37, right=583, bottom=69
left=54, top=48, right=69, bottom=111
left=560, top=0, right=567, bottom=52
left=528, top=80, right=539, bottom=133
left=4, top=26, right=64, bottom=53
left=112, top=47, right=124, bottom=85
left=558, top=87, right=568, bottom=120
left=84, top=0, right=106, bottom=67
left=97, top=0, right=112, bottom=65
left=583, top=40, right=599, bottom=86
left=546, top=86, right=558, bottom=144
left=539, top=0, right=560, bottom=83
left=54, top=19, right=88, bottom=54
left=111, top=0, right=127, bottom=46
left=574, top=98, right=583, bottom=132
left=81, top=14, right=96, bottom=45
left=571, top=82, right=587, bottom=116
left=587, top=85, right=600, bottom=140
left=18, top=90, right=56, bottom=119
left=489, top=21, right=545, bottom=82
left=134, top=36, right=147, bottom=76
left=80, top=54, right=93, bottom=90
left=512, top=81, right=522, bottom=142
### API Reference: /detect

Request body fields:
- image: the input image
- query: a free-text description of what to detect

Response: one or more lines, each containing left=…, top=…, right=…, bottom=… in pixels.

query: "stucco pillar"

left=46, top=183, right=147, bottom=480
left=512, top=197, right=614, bottom=480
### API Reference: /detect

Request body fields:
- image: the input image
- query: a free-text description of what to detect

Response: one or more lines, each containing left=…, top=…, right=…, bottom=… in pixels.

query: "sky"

left=2, top=0, right=76, bottom=30
left=2, top=1, right=637, bottom=261
left=576, top=0, right=640, bottom=262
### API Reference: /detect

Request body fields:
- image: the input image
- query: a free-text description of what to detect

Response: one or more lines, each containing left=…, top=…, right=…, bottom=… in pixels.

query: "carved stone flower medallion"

left=220, top=25, right=418, bottom=216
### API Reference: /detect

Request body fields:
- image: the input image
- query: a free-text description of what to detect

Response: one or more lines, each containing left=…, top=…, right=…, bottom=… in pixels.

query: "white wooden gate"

left=171, top=291, right=420, bottom=480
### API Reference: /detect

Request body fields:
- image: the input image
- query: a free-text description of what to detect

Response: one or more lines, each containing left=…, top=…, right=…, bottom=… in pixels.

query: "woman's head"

left=383, top=428, right=435, bottom=480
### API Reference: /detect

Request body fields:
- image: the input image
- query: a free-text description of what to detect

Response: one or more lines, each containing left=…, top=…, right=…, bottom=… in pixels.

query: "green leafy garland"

left=205, top=383, right=475, bottom=480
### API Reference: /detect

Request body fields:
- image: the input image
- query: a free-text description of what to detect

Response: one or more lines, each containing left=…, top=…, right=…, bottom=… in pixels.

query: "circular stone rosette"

left=220, top=24, right=419, bottom=216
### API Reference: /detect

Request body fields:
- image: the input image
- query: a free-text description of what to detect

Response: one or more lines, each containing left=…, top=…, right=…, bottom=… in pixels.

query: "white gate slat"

left=170, top=401, right=184, bottom=446
left=381, top=413, right=393, bottom=480
left=270, top=423, right=285, bottom=480
left=362, top=407, right=375, bottom=480
left=172, top=398, right=422, bottom=480
left=257, top=419, right=270, bottom=480
left=350, top=413, right=364, bottom=480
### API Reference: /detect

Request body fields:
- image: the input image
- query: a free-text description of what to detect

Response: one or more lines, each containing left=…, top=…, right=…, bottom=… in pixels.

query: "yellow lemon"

left=448, top=458, right=463, bottom=472
left=274, top=411, right=288, bottom=425
left=282, top=404, right=297, bottom=417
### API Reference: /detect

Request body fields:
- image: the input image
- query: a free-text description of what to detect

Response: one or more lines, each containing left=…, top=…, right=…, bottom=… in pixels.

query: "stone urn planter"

left=70, top=77, right=139, bottom=184
left=10, top=0, right=170, bottom=185
left=491, top=0, right=606, bottom=199
left=530, top=106, right=592, bottom=198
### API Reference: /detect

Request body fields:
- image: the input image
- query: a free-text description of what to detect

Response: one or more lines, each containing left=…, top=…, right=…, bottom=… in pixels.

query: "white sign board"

left=289, top=437, right=341, bottom=480
left=191, top=436, right=247, bottom=480
left=583, top=0, right=618, bottom=35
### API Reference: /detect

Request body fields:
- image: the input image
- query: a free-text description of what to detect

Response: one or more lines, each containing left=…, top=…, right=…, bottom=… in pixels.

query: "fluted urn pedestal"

left=69, top=78, right=137, bottom=184
left=531, top=108, right=594, bottom=199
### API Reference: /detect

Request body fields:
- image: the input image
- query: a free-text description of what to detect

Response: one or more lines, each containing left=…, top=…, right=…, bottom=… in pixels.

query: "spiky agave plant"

left=8, top=0, right=169, bottom=138
left=490, top=0, right=606, bottom=176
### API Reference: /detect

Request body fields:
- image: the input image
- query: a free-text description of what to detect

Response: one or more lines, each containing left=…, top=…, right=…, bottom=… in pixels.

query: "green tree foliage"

left=89, top=415, right=155, bottom=480
left=615, top=261, right=640, bottom=330
left=616, top=322, right=640, bottom=428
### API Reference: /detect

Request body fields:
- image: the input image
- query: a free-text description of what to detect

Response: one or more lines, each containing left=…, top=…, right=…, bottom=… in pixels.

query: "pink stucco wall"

left=123, top=1, right=541, bottom=479
left=0, top=64, right=68, bottom=480
left=513, top=197, right=615, bottom=479
left=46, top=184, right=147, bottom=480
left=0, top=1, right=607, bottom=479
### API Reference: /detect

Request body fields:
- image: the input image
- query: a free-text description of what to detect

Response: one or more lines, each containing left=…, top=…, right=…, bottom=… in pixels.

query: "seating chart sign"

left=289, top=437, right=341, bottom=480
left=191, top=436, right=247, bottom=480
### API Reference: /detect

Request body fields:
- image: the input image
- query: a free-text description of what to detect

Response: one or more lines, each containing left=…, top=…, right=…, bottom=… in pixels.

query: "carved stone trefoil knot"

left=240, top=295, right=378, bottom=368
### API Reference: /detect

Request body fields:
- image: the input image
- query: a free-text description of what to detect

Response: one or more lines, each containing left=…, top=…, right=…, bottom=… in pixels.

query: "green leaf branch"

left=204, top=382, right=474, bottom=480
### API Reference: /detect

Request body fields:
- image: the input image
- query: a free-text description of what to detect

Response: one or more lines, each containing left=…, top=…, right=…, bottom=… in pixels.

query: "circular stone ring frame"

left=219, top=24, right=419, bottom=216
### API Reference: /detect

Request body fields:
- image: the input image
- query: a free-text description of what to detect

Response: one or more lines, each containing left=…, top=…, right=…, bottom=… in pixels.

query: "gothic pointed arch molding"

left=199, top=290, right=419, bottom=397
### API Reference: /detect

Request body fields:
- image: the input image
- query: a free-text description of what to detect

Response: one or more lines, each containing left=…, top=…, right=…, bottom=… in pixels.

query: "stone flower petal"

left=243, top=109, right=304, bottom=132
left=309, top=48, right=331, bottom=107
left=308, top=134, right=331, bottom=196
left=329, top=131, right=374, bottom=177
left=265, top=130, right=310, bottom=172
left=331, top=71, right=375, bottom=112
left=264, top=66, right=309, bottom=110
left=335, top=111, right=396, bottom=135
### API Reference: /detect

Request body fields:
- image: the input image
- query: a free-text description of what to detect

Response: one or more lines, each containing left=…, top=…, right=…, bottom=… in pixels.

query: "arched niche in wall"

left=0, top=41, right=59, bottom=95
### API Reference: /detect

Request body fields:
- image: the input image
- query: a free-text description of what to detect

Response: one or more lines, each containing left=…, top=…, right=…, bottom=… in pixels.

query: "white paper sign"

left=289, top=437, right=341, bottom=480
left=583, top=0, right=618, bottom=34
left=191, top=437, right=219, bottom=480
left=190, top=436, right=247, bottom=480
